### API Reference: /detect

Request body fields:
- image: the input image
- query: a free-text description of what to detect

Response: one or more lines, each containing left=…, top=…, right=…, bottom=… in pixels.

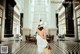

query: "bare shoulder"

left=42, top=28, right=45, bottom=32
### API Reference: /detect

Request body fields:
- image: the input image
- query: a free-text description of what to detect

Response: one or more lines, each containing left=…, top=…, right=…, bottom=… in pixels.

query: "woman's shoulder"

left=43, top=27, right=45, bottom=30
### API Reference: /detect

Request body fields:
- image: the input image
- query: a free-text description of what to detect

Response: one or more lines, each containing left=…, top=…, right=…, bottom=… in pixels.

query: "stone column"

left=20, top=13, right=23, bottom=35
left=56, top=13, right=58, bottom=35
left=63, top=0, right=74, bottom=37
left=4, top=0, right=16, bottom=37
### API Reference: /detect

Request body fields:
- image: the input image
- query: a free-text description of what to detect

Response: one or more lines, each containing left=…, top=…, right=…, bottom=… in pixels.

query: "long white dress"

left=36, top=34, right=48, bottom=52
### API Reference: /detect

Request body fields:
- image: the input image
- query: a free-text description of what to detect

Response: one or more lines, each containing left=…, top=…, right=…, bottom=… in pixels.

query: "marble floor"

left=0, top=41, right=80, bottom=54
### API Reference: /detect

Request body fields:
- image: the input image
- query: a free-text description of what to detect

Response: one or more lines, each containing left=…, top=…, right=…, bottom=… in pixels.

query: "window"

left=76, top=8, right=80, bottom=40
left=76, top=9, right=80, bottom=27
left=30, top=0, right=50, bottom=35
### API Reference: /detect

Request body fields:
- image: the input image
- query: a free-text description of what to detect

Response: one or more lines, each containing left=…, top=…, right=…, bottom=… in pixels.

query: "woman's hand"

left=43, top=37, right=46, bottom=39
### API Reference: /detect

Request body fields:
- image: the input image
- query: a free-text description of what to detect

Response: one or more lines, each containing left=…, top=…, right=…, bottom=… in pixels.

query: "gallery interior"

left=0, top=0, right=80, bottom=54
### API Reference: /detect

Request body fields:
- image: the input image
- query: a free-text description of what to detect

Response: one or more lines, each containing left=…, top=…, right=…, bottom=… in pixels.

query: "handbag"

left=44, top=45, right=51, bottom=54
left=48, top=45, right=51, bottom=50
left=44, top=47, right=50, bottom=54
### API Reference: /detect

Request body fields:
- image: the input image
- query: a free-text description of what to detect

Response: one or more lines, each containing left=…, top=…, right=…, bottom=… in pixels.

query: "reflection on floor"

left=0, top=41, right=80, bottom=54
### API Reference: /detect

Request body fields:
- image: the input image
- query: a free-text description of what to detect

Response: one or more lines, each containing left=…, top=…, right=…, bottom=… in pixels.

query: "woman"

left=36, top=25, right=48, bottom=54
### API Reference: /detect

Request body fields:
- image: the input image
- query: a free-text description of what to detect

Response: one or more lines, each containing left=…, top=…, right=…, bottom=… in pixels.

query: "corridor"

left=0, top=0, right=80, bottom=54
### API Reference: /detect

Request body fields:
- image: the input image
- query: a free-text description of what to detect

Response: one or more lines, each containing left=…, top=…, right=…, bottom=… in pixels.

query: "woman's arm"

left=43, top=29, right=46, bottom=39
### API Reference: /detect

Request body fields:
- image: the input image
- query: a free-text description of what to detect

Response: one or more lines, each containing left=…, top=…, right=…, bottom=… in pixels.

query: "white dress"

left=36, top=34, right=48, bottom=52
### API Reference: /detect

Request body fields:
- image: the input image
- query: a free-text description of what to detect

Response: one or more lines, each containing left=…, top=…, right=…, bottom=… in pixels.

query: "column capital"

left=6, top=0, right=16, bottom=7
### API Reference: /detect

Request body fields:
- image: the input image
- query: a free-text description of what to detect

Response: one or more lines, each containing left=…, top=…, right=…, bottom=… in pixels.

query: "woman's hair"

left=38, top=25, right=44, bottom=31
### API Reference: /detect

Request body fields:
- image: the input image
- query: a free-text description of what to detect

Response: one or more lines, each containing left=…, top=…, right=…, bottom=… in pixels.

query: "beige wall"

left=48, top=29, right=57, bottom=35
left=22, top=0, right=30, bottom=41
left=22, top=28, right=31, bottom=41
left=48, top=28, right=57, bottom=41
left=49, top=3, right=60, bottom=41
